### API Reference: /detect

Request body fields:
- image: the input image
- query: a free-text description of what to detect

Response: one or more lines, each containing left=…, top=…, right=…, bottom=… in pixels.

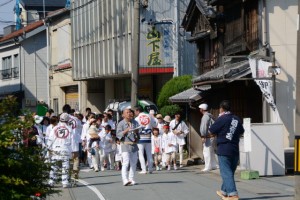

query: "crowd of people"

left=26, top=100, right=244, bottom=200
left=29, top=104, right=192, bottom=187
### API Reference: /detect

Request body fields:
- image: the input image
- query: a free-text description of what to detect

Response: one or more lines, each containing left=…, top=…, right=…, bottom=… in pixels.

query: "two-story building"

left=181, top=0, right=297, bottom=154
left=0, top=20, right=48, bottom=112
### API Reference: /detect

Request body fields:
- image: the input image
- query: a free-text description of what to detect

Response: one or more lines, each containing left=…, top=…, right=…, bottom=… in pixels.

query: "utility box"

left=240, top=123, right=285, bottom=176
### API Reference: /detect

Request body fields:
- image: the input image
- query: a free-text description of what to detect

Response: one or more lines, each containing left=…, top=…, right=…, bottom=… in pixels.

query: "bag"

left=89, top=148, right=96, bottom=155
left=154, top=146, right=160, bottom=153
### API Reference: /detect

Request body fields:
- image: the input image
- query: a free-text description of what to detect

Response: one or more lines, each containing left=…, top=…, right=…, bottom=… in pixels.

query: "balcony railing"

left=0, top=67, right=19, bottom=80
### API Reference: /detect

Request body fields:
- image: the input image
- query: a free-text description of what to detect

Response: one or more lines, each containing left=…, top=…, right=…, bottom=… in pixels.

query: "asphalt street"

left=47, top=165, right=294, bottom=200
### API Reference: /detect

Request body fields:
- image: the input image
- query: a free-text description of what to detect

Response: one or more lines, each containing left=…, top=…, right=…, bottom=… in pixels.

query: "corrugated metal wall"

left=71, top=0, right=196, bottom=80
left=71, top=0, right=133, bottom=80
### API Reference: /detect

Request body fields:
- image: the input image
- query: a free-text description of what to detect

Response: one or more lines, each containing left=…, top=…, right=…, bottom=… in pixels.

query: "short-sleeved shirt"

left=209, top=113, right=244, bottom=156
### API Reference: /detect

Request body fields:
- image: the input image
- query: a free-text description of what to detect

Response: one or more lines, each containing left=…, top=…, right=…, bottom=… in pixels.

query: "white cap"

left=199, top=103, right=208, bottom=110
left=34, top=115, right=43, bottom=124
left=149, top=109, right=155, bottom=115
left=60, top=113, right=70, bottom=122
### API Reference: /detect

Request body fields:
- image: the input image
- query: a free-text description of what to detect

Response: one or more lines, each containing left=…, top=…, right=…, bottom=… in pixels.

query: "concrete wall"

left=21, top=31, right=48, bottom=111
left=264, top=0, right=298, bottom=147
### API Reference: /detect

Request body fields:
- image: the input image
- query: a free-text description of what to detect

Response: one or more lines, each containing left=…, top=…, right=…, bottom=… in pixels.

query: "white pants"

left=49, top=154, right=70, bottom=185
left=203, top=144, right=218, bottom=170
left=178, top=145, right=184, bottom=165
left=137, top=143, right=153, bottom=172
left=100, top=151, right=115, bottom=170
left=91, top=148, right=103, bottom=171
left=122, top=151, right=138, bottom=184
left=87, top=151, right=93, bottom=168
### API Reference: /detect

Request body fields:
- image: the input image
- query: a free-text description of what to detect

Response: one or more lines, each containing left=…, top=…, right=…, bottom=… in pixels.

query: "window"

left=1, top=56, right=12, bottom=79
left=53, top=98, right=59, bottom=116
left=13, top=54, right=19, bottom=78
left=2, top=56, right=12, bottom=70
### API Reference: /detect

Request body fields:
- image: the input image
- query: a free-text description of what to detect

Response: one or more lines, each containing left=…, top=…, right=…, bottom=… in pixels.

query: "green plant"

left=157, top=75, right=192, bottom=108
left=159, top=104, right=182, bottom=117
left=0, top=96, right=59, bottom=199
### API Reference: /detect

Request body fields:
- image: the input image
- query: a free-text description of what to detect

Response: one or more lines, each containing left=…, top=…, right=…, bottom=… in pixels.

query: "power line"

left=0, top=0, right=13, bottom=8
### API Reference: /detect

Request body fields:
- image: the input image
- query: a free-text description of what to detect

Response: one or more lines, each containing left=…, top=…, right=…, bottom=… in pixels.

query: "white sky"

left=0, top=0, right=15, bottom=35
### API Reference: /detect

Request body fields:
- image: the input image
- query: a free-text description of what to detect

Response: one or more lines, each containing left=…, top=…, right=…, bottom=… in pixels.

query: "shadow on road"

left=240, top=194, right=294, bottom=199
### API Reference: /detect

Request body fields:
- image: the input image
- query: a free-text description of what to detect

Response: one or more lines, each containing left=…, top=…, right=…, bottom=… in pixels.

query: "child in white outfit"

left=114, top=138, right=122, bottom=170
left=162, top=124, right=177, bottom=170
left=99, top=125, right=115, bottom=170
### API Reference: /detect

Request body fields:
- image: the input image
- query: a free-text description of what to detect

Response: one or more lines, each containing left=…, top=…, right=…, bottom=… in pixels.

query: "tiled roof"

left=192, top=59, right=251, bottom=86
left=0, top=20, right=44, bottom=43
left=20, top=0, right=66, bottom=7
left=169, top=88, right=203, bottom=103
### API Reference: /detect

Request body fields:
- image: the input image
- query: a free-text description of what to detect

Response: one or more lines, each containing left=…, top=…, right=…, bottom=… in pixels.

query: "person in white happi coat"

left=81, top=113, right=96, bottom=168
left=134, top=106, right=157, bottom=174
left=63, top=104, right=82, bottom=179
left=161, top=124, right=178, bottom=170
left=47, top=113, right=72, bottom=188
left=169, top=112, right=189, bottom=168
left=99, top=124, right=115, bottom=170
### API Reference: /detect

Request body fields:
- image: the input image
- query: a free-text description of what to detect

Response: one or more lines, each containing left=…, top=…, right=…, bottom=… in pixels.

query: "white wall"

left=265, top=0, right=298, bottom=147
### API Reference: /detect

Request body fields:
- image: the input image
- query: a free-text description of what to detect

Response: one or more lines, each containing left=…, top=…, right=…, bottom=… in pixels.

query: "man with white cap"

left=47, top=113, right=72, bottom=188
left=199, top=103, right=218, bottom=172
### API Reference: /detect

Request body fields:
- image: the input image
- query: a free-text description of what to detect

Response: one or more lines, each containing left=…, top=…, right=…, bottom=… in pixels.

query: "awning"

left=192, top=59, right=251, bottom=87
left=169, top=87, right=203, bottom=103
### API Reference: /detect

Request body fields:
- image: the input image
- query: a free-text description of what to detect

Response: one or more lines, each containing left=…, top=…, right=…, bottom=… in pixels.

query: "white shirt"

left=169, top=119, right=189, bottom=145
left=47, top=122, right=72, bottom=154
left=162, top=132, right=177, bottom=153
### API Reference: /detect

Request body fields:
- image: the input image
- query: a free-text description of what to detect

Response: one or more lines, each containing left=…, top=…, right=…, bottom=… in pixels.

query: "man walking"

left=47, top=113, right=72, bottom=188
left=117, top=108, right=140, bottom=186
left=209, top=100, right=244, bottom=200
left=134, top=106, right=157, bottom=174
left=199, top=103, right=218, bottom=172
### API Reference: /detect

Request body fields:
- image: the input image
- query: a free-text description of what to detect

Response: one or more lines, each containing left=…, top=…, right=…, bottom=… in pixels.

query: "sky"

left=0, top=0, right=15, bottom=35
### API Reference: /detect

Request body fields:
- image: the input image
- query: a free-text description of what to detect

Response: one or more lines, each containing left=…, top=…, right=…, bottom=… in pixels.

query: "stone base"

left=240, top=170, right=259, bottom=180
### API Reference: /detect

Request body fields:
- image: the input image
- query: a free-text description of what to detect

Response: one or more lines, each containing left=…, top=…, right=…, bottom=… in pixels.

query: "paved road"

left=47, top=166, right=294, bottom=200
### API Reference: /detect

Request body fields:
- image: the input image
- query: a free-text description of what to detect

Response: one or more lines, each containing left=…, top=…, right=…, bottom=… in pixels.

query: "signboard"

left=243, top=118, right=251, bottom=152
left=139, top=23, right=174, bottom=74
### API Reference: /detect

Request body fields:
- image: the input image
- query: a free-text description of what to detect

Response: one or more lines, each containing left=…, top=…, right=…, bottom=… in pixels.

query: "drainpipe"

left=45, top=21, right=50, bottom=107
left=173, top=0, right=179, bottom=77
left=263, top=0, right=268, bottom=46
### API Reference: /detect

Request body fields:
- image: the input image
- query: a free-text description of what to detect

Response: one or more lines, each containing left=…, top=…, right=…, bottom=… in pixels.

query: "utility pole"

left=295, top=0, right=300, bottom=199
left=131, top=0, right=140, bottom=108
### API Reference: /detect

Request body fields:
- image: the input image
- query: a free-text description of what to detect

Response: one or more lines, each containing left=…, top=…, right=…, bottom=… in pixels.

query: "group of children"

left=85, top=118, right=180, bottom=173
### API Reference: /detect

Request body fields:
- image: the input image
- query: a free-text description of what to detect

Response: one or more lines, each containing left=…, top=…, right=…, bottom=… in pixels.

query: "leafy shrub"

left=0, top=97, right=59, bottom=199
left=157, top=75, right=192, bottom=108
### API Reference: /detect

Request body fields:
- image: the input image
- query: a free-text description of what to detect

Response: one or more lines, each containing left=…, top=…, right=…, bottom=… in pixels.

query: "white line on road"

left=77, top=179, right=106, bottom=200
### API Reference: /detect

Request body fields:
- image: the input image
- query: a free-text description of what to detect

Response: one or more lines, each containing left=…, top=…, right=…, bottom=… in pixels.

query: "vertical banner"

left=249, top=58, right=280, bottom=122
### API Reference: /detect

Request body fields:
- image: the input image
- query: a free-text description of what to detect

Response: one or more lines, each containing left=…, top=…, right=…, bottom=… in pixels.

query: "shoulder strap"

left=172, top=120, right=182, bottom=130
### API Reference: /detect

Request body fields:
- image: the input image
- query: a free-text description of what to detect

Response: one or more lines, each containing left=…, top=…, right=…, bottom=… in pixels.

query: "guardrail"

left=0, top=67, right=19, bottom=80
